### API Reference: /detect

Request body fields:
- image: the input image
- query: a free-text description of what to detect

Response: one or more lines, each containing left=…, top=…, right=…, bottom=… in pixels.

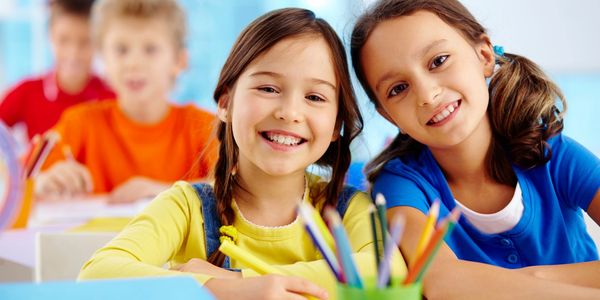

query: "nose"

left=414, top=78, right=442, bottom=107
left=274, top=93, right=304, bottom=123
left=123, top=48, right=144, bottom=70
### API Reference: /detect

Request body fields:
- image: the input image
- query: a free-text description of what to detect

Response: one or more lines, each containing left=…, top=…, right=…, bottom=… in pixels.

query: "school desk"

left=0, top=276, right=214, bottom=300
left=0, top=197, right=149, bottom=282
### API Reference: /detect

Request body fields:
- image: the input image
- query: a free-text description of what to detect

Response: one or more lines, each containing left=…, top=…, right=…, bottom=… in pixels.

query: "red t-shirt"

left=0, top=71, right=115, bottom=139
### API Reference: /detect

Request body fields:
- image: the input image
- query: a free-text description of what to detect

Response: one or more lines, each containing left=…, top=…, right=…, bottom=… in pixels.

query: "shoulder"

left=372, top=151, right=439, bottom=211
left=2, top=76, right=43, bottom=97
left=546, top=133, right=599, bottom=166
left=375, top=150, right=436, bottom=187
left=305, top=173, right=370, bottom=211
left=151, top=181, right=203, bottom=215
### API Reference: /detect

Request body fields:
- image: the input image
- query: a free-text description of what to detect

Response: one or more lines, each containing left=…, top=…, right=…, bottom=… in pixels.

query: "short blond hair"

left=91, top=0, right=186, bottom=49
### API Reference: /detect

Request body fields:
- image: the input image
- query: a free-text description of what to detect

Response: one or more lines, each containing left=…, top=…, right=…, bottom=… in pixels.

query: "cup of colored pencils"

left=335, top=194, right=420, bottom=300
left=298, top=196, right=423, bottom=300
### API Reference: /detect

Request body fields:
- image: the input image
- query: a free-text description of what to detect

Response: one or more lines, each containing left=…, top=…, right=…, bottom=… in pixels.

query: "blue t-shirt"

left=372, top=134, right=600, bottom=268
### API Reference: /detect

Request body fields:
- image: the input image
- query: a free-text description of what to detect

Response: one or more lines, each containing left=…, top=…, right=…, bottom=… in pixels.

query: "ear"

left=216, top=90, right=230, bottom=122
left=477, top=34, right=495, bottom=77
left=173, top=48, right=189, bottom=76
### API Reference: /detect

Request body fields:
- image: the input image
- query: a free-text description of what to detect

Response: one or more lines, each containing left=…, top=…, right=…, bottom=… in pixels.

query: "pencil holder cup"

left=11, top=178, right=35, bottom=228
left=337, top=277, right=421, bottom=300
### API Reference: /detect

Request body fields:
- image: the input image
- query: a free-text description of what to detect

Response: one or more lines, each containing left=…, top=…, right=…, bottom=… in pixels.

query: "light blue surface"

left=0, top=277, right=215, bottom=300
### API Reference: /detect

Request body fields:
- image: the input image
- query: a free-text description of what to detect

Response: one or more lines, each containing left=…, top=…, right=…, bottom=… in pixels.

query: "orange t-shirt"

left=42, top=101, right=217, bottom=193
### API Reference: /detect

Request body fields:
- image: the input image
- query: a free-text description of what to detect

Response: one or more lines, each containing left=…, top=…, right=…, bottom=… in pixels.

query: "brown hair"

left=209, top=7, right=363, bottom=266
left=49, top=0, right=95, bottom=24
left=351, top=0, right=565, bottom=185
left=91, top=0, right=186, bottom=49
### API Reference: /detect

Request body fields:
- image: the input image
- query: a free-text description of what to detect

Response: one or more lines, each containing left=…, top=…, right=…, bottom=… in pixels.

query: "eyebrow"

left=374, top=39, right=448, bottom=93
left=249, top=71, right=336, bottom=90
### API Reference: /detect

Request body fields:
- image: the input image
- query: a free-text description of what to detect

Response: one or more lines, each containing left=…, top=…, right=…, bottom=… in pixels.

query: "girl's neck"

left=233, top=159, right=306, bottom=227
left=429, top=115, right=493, bottom=185
left=118, top=98, right=170, bottom=124
left=430, top=116, right=516, bottom=213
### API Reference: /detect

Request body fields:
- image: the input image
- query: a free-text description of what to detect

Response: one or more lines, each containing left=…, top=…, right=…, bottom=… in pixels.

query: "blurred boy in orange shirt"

left=0, top=0, right=114, bottom=140
left=37, top=0, right=217, bottom=203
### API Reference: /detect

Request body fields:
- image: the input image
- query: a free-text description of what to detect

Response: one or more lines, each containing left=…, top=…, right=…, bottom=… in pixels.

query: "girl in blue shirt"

left=350, top=0, right=600, bottom=298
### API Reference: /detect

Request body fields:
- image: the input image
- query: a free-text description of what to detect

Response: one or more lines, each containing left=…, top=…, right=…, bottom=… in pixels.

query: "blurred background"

left=1, top=0, right=599, bottom=186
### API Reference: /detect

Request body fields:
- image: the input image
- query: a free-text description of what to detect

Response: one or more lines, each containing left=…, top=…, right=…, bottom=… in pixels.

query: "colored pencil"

left=324, top=207, right=363, bottom=288
left=377, top=214, right=406, bottom=288
left=412, top=199, right=440, bottom=265
left=297, top=203, right=342, bottom=281
left=368, top=204, right=382, bottom=274
left=403, top=208, right=461, bottom=285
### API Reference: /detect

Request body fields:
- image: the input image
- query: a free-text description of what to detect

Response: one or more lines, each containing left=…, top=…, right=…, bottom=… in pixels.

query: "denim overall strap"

left=336, top=185, right=359, bottom=217
left=192, top=183, right=231, bottom=269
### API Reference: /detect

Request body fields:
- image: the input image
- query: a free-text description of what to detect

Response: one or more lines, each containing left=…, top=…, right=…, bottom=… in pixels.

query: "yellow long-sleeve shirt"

left=79, top=179, right=406, bottom=299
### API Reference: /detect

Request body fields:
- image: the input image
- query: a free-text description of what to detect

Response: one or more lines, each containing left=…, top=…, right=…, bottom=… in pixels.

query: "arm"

left=108, top=176, right=171, bottom=203
left=78, top=183, right=213, bottom=284
left=518, top=189, right=600, bottom=288
left=35, top=114, right=93, bottom=198
left=83, top=182, right=328, bottom=300
left=391, top=206, right=600, bottom=300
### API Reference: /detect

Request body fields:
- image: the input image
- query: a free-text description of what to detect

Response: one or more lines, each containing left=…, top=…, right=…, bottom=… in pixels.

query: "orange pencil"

left=25, top=137, right=48, bottom=177
left=403, top=208, right=460, bottom=285
left=412, top=199, right=440, bottom=265
left=22, top=134, right=40, bottom=169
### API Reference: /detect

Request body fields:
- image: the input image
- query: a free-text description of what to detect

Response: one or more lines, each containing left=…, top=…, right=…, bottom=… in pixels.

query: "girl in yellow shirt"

left=79, top=7, right=405, bottom=300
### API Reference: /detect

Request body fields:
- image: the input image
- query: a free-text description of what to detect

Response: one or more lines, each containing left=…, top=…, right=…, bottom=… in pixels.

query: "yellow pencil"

left=412, top=199, right=440, bottom=265
left=219, top=239, right=283, bottom=275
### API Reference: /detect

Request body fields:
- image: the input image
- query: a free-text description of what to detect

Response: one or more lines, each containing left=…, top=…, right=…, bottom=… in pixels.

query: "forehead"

left=50, top=14, right=89, bottom=30
left=363, top=11, right=465, bottom=61
left=244, top=35, right=337, bottom=84
left=101, top=17, right=175, bottom=44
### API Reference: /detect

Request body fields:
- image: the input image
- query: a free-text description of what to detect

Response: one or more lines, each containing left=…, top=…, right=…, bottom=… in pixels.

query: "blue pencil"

left=324, top=207, right=363, bottom=288
left=297, top=203, right=342, bottom=281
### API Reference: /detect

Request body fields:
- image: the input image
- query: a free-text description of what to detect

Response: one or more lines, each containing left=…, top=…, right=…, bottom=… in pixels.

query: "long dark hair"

left=351, top=0, right=565, bottom=185
left=208, top=8, right=363, bottom=266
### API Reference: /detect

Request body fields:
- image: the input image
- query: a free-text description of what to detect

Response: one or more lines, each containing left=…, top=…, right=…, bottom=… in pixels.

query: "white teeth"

left=266, top=133, right=302, bottom=146
left=430, top=102, right=457, bottom=124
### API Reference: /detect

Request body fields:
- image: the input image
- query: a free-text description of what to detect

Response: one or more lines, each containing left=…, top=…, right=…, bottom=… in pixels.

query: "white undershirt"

left=454, top=183, right=523, bottom=234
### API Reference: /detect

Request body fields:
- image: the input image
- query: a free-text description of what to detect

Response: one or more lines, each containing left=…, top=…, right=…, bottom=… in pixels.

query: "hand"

left=109, top=177, right=169, bottom=204
left=35, top=160, right=93, bottom=199
left=205, top=275, right=329, bottom=300
left=171, top=258, right=241, bottom=279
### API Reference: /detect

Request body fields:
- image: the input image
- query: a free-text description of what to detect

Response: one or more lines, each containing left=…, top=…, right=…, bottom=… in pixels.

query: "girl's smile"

left=426, top=99, right=461, bottom=127
left=260, top=129, right=307, bottom=152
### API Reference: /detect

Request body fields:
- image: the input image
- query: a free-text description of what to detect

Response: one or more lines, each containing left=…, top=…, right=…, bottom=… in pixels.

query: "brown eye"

left=306, top=95, right=325, bottom=102
left=430, top=55, right=449, bottom=69
left=258, top=87, right=278, bottom=94
left=388, top=83, right=408, bottom=98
